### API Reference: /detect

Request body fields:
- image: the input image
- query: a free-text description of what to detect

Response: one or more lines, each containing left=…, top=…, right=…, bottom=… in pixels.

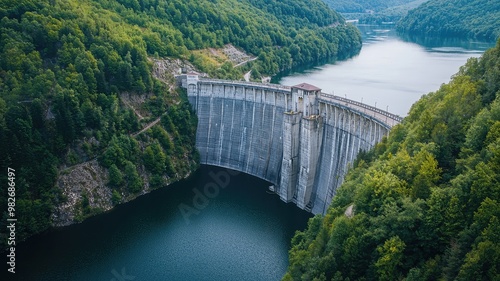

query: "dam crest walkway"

left=195, top=78, right=402, bottom=129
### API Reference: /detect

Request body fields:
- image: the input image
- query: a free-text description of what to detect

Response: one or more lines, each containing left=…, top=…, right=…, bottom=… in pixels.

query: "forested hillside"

left=322, top=0, right=416, bottom=13
left=356, top=0, right=428, bottom=24
left=397, top=0, right=500, bottom=41
left=0, top=0, right=362, bottom=249
left=284, top=40, right=500, bottom=280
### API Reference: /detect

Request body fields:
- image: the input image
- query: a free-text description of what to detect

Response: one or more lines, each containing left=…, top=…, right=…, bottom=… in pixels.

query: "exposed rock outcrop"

left=151, top=57, right=198, bottom=84
left=52, top=160, right=111, bottom=226
left=51, top=56, right=199, bottom=227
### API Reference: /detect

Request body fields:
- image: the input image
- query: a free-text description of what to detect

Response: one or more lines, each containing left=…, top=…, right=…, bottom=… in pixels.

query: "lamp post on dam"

left=179, top=73, right=402, bottom=214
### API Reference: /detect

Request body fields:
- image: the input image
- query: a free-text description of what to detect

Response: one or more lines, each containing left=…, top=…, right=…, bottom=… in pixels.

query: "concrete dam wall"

left=182, top=74, right=402, bottom=214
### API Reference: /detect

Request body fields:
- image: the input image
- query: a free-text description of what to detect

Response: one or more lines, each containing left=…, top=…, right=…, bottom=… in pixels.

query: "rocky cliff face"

left=52, top=160, right=111, bottom=226
left=51, top=57, right=199, bottom=227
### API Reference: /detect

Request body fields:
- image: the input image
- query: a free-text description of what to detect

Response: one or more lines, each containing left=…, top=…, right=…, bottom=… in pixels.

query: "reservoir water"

left=4, top=25, right=494, bottom=281
left=275, top=24, right=493, bottom=116
left=8, top=167, right=312, bottom=281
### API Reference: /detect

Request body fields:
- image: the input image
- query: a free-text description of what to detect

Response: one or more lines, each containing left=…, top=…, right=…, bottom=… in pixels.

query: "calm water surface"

left=276, top=24, right=493, bottom=116
left=7, top=167, right=312, bottom=281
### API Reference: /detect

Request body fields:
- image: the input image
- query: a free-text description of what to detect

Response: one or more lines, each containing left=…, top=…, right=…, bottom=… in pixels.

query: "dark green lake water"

left=7, top=167, right=312, bottom=281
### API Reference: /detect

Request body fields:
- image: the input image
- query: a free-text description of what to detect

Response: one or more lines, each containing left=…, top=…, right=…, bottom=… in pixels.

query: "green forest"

left=322, top=0, right=417, bottom=13
left=397, top=0, right=500, bottom=41
left=0, top=0, right=362, bottom=249
left=283, top=39, right=500, bottom=280
left=355, top=0, right=428, bottom=24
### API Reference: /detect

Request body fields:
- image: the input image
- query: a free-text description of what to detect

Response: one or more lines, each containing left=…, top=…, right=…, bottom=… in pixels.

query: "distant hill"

left=357, top=0, right=429, bottom=24
left=322, top=0, right=429, bottom=24
left=322, top=0, right=417, bottom=13
left=397, top=0, right=500, bottom=41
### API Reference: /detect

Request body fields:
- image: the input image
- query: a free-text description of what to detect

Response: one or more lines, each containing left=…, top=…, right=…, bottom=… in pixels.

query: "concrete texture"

left=182, top=75, right=401, bottom=214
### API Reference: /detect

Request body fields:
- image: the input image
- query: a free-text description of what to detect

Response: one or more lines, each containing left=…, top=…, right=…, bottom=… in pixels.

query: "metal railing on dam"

left=182, top=75, right=404, bottom=214
left=319, top=93, right=403, bottom=129
left=198, top=78, right=292, bottom=92
left=197, top=78, right=403, bottom=129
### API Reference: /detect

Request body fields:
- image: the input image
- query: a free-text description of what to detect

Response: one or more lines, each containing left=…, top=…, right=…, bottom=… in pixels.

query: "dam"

left=180, top=74, right=402, bottom=214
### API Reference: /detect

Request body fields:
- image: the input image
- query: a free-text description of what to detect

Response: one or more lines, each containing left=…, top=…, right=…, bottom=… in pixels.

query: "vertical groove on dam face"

left=185, top=77, right=395, bottom=214
left=193, top=83, right=286, bottom=186
left=246, top=93, right=257, bottom=175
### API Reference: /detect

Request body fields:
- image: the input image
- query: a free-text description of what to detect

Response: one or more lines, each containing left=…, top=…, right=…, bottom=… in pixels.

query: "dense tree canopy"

left=284, top=39, right=500, bottom=280
left=356, top=0, right=429, bottom=24
left=397, top=0, right=500, bottom=42
left=0, top=0, right=363, bottom=249
left=322, top=0, right=417, bottom=13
